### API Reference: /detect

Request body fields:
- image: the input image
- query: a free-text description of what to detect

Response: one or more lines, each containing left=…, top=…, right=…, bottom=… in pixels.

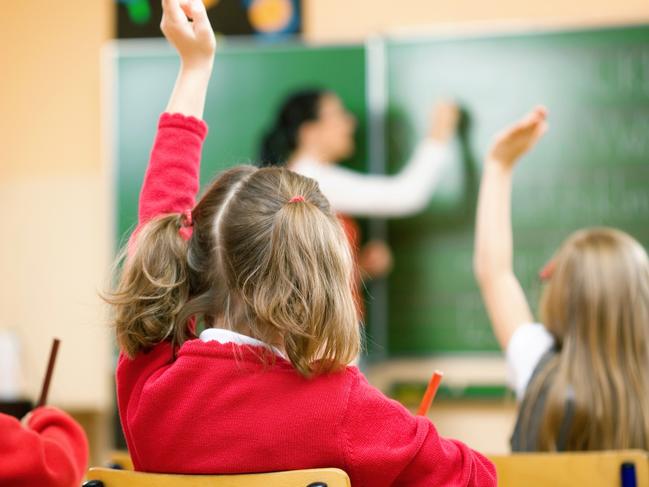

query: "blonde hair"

left=106, top=166, right=360, bottom=376
left=523, top=227, right=649, bottom=450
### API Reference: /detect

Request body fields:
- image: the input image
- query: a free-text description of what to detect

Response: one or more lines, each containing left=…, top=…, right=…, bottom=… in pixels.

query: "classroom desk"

left=365, top=356, right=516, bottom=454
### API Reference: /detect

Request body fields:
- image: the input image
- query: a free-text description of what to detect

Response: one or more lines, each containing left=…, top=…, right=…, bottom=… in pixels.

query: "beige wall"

left=0, top=1, right=113, bottom=464
left=0, top=0, right=113, bottom=390
left=0, top=0, right=112, bottom=179
left=0, top=175, right=111, bottom=410
left=303, top=0, right=649, bottom=42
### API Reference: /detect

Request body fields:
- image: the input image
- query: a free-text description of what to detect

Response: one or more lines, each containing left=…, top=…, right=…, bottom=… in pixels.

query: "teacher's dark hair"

left=259, top=89, right=328, bottom=167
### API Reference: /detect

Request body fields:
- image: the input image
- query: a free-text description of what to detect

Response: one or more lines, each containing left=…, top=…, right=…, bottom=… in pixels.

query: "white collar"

left=199, top=328, right=284, bottom=358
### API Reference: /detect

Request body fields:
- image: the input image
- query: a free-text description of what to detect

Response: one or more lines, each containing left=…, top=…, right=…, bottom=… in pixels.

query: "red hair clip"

left=179, top=209, right=194, bottom=241
left=288, top=195, right=306, bottom=204
left=539, top=259, right=556, bottom=281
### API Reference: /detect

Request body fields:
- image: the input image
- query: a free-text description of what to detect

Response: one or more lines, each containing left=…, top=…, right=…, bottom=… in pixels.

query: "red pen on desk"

left=417, top=370, right=444, bottom=416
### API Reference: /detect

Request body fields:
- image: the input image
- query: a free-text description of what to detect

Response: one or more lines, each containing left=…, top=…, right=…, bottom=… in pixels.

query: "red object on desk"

left=417, top=370, right=444, bottom=416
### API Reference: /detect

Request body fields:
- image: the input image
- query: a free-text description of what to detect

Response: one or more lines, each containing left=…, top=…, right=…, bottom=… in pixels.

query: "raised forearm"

left=474, top=160, right=514, bottom=283
left=166, top=64, right=213, bottom=119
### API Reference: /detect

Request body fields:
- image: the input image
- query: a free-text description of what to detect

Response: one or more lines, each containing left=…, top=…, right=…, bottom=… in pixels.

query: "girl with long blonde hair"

left=474, top=107, right=649, bottom=450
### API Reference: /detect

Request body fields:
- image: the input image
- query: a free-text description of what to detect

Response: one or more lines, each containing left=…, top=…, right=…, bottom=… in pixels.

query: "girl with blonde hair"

left=107, top=0, right=496, bottom=484
left=474, top=107, right=649, bottom=451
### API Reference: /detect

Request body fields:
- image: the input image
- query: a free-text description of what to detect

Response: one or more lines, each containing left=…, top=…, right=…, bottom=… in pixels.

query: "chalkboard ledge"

left=365, top=355, right=512, bottom=402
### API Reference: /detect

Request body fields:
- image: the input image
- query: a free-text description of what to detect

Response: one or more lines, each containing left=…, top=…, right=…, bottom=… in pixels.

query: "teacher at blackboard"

left=260, top=89, right=458, bottom=313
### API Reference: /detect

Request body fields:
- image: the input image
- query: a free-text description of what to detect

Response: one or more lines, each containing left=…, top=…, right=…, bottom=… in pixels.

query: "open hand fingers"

left=188, top=0, right=215, bottom=44
left=515, top=106, right=547, bottom=134
left=162, top=0, right=187, bottom=24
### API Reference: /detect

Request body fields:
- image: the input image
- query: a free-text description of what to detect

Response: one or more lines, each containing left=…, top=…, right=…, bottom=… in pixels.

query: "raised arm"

left=163, top=0, right=215, bottom=118
left=136, top=0, right=216, bottom=229
left=297, top=102, right=459, bottom=218
left=473, top=107, right=548, bottom=349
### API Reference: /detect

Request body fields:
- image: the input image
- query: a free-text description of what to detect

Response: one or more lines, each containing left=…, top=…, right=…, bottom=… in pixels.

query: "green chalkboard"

left=113, top=40, right=367, bottom=244
left=385, top=25, right=649, bottom=355
left=112, top=27, right=649, bottom=359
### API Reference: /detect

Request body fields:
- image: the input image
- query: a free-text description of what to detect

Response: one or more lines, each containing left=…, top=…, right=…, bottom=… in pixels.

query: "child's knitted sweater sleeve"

left=135, top=113, right=208, bottom=233
left=0, top=407, right=88, bottom=487
left=342, top=371, right=497, bottom=487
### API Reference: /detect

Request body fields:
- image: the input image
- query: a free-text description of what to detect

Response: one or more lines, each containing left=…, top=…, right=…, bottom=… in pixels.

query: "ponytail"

left=224, top=168, right=360, bottom=376
left=106, top=166, right=258, bottom=359
left=258, top=89, right=327, bottom=168
left=107, top=213, right=193, bottom=358
left=265, top=200, right=359, bottom=375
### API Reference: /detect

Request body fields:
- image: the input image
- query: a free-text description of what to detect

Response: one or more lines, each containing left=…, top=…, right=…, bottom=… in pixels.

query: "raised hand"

left=161, top=0, right=216, bottom=71
left=429, top=101, right=460, bottom=143
left=162, top=0, right=216, bottom=118
left=472, top=106, right=546, bottom=350
left=488, top=106, right=548, bottom=168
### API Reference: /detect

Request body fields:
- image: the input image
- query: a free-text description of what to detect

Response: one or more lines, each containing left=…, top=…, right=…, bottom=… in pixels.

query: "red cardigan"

left=0, top=407, right=88, bottom=487
left=116, top=113, right=496, bottom=487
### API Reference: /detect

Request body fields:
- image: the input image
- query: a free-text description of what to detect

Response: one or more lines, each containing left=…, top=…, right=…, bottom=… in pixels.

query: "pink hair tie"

left=539, top=259, right=556, bottom=281
left=179, top=209, right=194, bottom=241
left=288, top=195, right=306, bottom=204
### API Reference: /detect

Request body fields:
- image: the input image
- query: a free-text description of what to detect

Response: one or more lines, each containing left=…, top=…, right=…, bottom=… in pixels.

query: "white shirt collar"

left=199, top=328, right=284, bottom=358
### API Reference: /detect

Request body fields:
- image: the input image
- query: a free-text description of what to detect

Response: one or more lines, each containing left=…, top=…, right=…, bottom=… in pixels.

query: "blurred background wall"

left=303, top=0, right=649, bottom=41
left=0, top=0, right=113, bottom=463
left=1, top=0, right=648, bottom=463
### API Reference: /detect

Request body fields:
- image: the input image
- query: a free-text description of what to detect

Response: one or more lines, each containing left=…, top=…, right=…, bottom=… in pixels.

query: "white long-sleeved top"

left=291, top=139, right=451, bottom=218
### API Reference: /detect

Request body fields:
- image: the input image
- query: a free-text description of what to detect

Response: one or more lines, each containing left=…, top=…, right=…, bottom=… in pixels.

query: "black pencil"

left=36, top=338, right=60, bottom=408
